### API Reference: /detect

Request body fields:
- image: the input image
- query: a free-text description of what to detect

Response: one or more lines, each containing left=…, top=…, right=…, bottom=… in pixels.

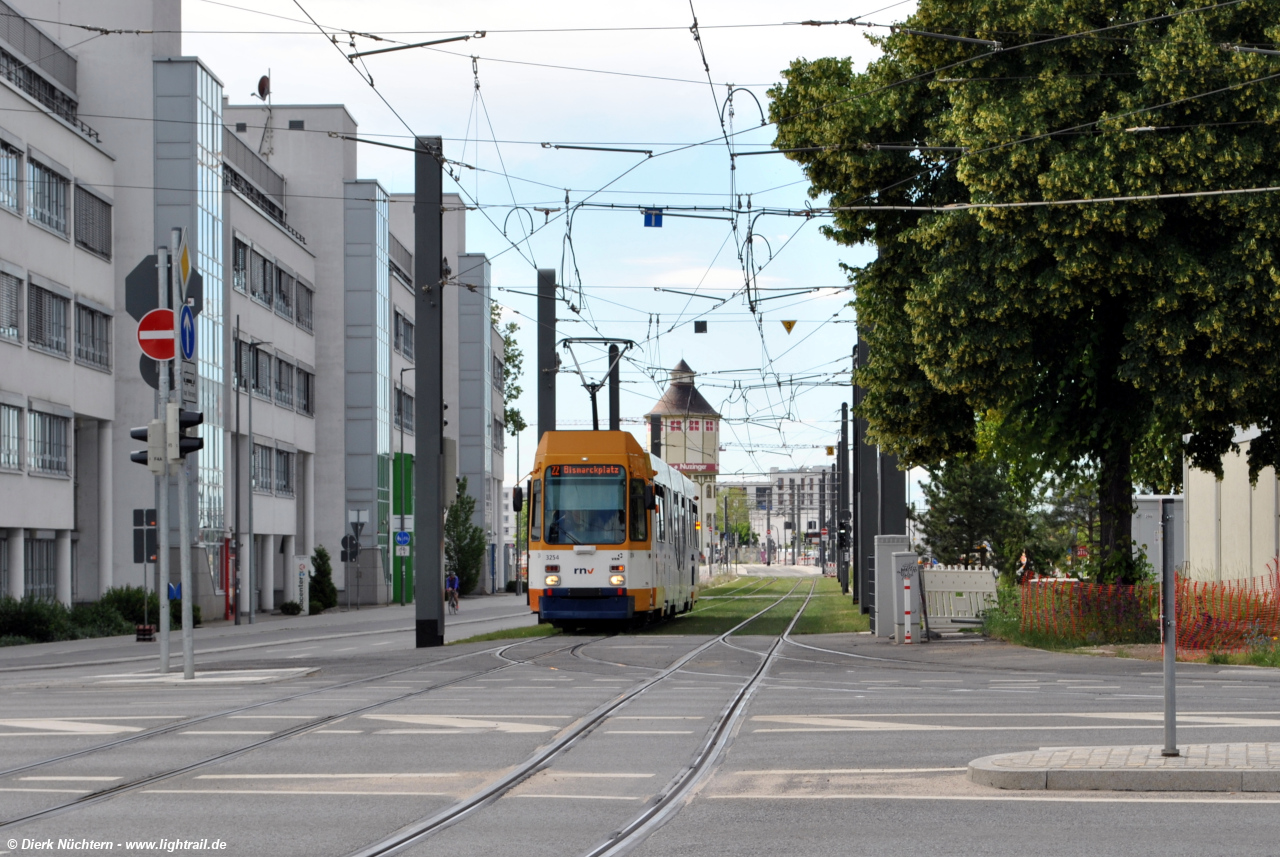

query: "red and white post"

left=903, top=572, right=913, bottom=644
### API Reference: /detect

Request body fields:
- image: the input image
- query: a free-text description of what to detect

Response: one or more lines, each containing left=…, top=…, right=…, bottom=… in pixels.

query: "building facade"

left=1, top=0, right=505, bottom=614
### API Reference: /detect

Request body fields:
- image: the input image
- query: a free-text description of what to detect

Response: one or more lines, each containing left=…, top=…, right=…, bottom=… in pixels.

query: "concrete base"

left=970, top=743, right=1280, bottom=792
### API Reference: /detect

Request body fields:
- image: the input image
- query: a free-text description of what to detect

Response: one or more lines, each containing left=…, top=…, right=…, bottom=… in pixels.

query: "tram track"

left=0, top=634, right=586, bottom=830
left=346, top=579, right=814, bottom=857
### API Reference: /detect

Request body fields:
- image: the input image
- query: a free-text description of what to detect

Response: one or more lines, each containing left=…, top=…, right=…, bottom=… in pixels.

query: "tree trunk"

left=1097, top=438, right=1134, bottom=582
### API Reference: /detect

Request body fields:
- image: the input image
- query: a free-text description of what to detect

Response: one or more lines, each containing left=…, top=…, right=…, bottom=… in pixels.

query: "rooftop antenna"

left=251, top=71, right=273, bottom=161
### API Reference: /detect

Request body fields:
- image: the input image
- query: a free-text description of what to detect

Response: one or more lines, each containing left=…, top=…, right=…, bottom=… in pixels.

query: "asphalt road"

left=3, top=582, right=1280, bottom=857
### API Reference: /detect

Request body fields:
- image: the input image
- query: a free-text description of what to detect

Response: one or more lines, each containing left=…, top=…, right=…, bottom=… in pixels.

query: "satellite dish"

left=256, top=75, right=271, bottom=100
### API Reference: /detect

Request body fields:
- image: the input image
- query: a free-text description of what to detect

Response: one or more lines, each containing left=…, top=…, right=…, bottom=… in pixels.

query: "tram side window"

left=530, top=479, right=541, bottom=541
left=629, top=479, right=648, bottom=541
left=655, top=490, right=665, bottom=542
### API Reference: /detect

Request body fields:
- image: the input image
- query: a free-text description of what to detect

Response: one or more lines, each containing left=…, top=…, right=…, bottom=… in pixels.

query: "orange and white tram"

left=516, top=430, right=699, bottom=628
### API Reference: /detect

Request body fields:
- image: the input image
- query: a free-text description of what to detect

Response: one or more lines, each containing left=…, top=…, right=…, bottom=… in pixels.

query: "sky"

left=182, top=0, right=920, bottom=488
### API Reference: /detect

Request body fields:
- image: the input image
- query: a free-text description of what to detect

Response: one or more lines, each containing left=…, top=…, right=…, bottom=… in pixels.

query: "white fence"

left=919, top=565, right=998, bottom=631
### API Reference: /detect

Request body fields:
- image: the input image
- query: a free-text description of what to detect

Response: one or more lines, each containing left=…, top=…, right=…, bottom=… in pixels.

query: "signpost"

left=179, top=304, right=196, bottom=360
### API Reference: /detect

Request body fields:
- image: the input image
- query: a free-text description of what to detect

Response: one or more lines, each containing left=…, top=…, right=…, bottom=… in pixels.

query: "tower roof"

left=645, top=361, right=720, bottom=417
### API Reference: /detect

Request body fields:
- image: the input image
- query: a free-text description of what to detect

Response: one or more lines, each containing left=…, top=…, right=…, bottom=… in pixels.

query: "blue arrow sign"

left=395, top=531, right=411, bottom=546
left=179, top=304, right=196, bottom=360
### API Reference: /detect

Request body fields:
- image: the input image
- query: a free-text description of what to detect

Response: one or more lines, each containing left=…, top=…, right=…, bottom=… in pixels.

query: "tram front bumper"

left=538, top=587, right=635, bottom=620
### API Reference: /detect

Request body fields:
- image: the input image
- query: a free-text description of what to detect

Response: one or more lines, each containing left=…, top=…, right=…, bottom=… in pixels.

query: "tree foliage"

left=445, top=476, right=488, bottom=595
left=310, top=545, right=338, bottom=610
left=912, top=455, right=1026, bottom=572
left=770, top=0, right=1280, bottom=581
left=492, top=303, right=527, bottom=435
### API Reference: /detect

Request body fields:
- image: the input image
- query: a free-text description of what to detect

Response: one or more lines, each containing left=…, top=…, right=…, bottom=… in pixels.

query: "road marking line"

left=611, top=716, right=704, bottom=720
left=604, top=730, right=694, bottom=735
left=540, top=773, right=656, bottom=779
left=181, top=731, right=274, bottom=735
left=142, top=789, right=449, bottom=796
left=712, top=794, right=1280, bottom=804
left=20, top=776, right=122, bottom=781
left=228, top=715, right=314, bottom=719
left=0, top=719, right=143, bottom=734
left=196, top=773, right=459, bottom=779
left=733, top=768, right=966, bottom=775
left=513, top=794, right=642, bottom=800
left=0, top=787, right=92, bottom=793
left=314, top=730, right=363, bottom=734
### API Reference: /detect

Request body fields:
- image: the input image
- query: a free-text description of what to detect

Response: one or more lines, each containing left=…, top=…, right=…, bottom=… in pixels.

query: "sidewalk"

left=970, top=743, right=1280, bottom=791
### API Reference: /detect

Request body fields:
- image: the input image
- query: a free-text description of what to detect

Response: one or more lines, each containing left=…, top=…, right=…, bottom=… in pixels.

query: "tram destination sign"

left=550, top=464, right=623, bottom=477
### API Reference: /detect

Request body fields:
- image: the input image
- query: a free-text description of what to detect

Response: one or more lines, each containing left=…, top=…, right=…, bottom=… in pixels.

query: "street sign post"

left=137, top=309, right=176, bottom=361
left=395, top=531, right=411, bottom=547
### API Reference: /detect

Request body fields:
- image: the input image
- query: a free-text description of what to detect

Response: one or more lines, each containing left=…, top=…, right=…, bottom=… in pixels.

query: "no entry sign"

left=137, top=308, right=176, bottom=361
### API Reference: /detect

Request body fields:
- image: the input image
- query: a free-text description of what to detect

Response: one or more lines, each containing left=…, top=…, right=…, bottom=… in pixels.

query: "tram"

left=515, top=430, right=699, bottom=629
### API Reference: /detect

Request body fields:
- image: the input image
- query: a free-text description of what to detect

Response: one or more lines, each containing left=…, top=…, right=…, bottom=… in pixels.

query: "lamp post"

left=398, top=365, right=414, bottom=606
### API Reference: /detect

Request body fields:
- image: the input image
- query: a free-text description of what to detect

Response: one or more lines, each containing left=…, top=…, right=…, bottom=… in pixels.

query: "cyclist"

left=445, top=572, right=460, bottom=613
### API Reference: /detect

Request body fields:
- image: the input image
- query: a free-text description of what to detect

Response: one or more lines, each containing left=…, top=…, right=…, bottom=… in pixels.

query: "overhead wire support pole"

left=414, top=136, right=446, bottom=648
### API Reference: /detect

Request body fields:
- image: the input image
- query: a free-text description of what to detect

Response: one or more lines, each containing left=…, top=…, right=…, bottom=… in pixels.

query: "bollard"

left=903, top=573, right=913, bottom=644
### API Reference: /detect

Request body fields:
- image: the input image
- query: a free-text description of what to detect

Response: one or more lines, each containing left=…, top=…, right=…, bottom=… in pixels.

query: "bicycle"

left=447, top=589, right=459, bottom=615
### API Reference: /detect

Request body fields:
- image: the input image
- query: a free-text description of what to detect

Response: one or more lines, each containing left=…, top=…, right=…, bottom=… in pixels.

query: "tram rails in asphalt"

left=346, top=580, right=816, bottom=857
left=0, top=635, right=589, bottom=830
left=2, top=581, right=821, bottom=856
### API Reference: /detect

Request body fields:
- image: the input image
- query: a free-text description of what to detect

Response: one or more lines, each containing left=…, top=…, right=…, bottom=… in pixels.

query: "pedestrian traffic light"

left=130, top=420, right=167, bottom=474
left=165, top=403, right=204, bottom=460
left=341, top=534, right=360, bottom=563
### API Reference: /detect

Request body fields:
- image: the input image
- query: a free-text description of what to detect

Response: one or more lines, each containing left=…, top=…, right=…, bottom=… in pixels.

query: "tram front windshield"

left=544, top=464, right=627, bottom=545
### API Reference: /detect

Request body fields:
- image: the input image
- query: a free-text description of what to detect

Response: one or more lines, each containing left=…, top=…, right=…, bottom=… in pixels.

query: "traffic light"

left=130, top=420, right=166, bottom=474
left=341, top=534, right=361, bottom=563
left=165, top=403, right=204, bottom=460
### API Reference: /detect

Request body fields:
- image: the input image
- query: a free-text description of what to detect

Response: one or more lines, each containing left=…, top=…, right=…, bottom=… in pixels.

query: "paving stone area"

left=970, top=743, right=1280, bottom=791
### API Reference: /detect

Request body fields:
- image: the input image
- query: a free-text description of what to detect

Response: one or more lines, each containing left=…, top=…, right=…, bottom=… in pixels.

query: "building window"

left=493, top=417, right=504, bottom=451
left=28, top=284, right=68, bottom=355
left=0, top=269, right=19, bottom=341
left=275, top=358, right=293, bottom=407
left=251, top=443, right=273, bottom=493
left=232, top=238, right=248, bottom=293
left=394, top=312, right=415, bottom=361
left=249, top=250, right=273, bottom=307
left=275, top=449, right=295, bottom=496
left=689, top=419, right=700, bottom=432
left=24, top=537, right=56, bottom=601
left=252, top=348, right=271, bottom=397
left=705, top=420, right=716, bottom=432
left=275, top=269, right=294, bottom=320
left=296, top=282, right=313, bottom=332
left=492, top=354, right=503, bottom=389
left=0, top=404, right=19, bottom=470
left=235, top=122, right=247, bottom=133
left=27, top=410, right=69, bottom=474
left=296, top=370, right=314, bottom=415
left=74, top=186, right=111, bottom=259
left=288, top=119, right=304, bottom=130
left=0, top=143, right=18, bottom=212
left=395, top=388, right=414, bottom=431
left=74, top=304, right=111, bottom=370
left=26, top=160, right=67, bottom=235
left=669, top=419, right=682, bottom=432
left=233, top=338, right=248, bottom=390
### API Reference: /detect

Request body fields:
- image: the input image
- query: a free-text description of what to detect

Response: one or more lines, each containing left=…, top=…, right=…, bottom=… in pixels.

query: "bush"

left=100, top=585, right=157, bottom=626
left=280, top=601, right=302, bottom=615
left=311, top=546, right=339, bottom=610
left=505, top=580, right=519, bottom=593
left=168, top=599, right=201, bottom=629
left=0, top=595, right=131, bottom=643
left=309, top=600, right=325, bottom=615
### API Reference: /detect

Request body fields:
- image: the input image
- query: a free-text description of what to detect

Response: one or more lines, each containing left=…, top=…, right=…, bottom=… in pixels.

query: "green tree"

left=310, top=545, right=338, bottom=610
left=445, top=476, right=487, bottom=595
left=912, top=455, right=1026, bottom=573
left=491, top=304, right=527, bottom=435
left=770, top=1, right=1280, bottom=582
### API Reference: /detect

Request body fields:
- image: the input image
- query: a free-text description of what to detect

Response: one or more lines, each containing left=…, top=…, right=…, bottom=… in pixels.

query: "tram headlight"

left=609, top=574, right=625, bottom=586
left=545, top=574, right=560, bottom=586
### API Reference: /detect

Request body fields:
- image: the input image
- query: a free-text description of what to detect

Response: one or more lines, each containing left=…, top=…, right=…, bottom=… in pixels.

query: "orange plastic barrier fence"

left=1019, top=566, right=1280, bottom=654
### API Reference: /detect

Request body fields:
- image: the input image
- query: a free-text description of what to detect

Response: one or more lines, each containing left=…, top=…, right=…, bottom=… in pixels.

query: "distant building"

left=1184, top=426, right=1273, bottom=581
left=645, top=361, right=720, bottom=562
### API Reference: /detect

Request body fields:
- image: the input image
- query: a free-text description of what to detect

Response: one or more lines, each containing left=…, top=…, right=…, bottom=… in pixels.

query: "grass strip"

left=449, top=623, right=559, bottom=645
left=791, top=578, right=870, bottom=635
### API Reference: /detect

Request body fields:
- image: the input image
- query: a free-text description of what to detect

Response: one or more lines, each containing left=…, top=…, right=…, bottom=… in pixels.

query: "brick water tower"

left=645, top=361, right=720, bottom=566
